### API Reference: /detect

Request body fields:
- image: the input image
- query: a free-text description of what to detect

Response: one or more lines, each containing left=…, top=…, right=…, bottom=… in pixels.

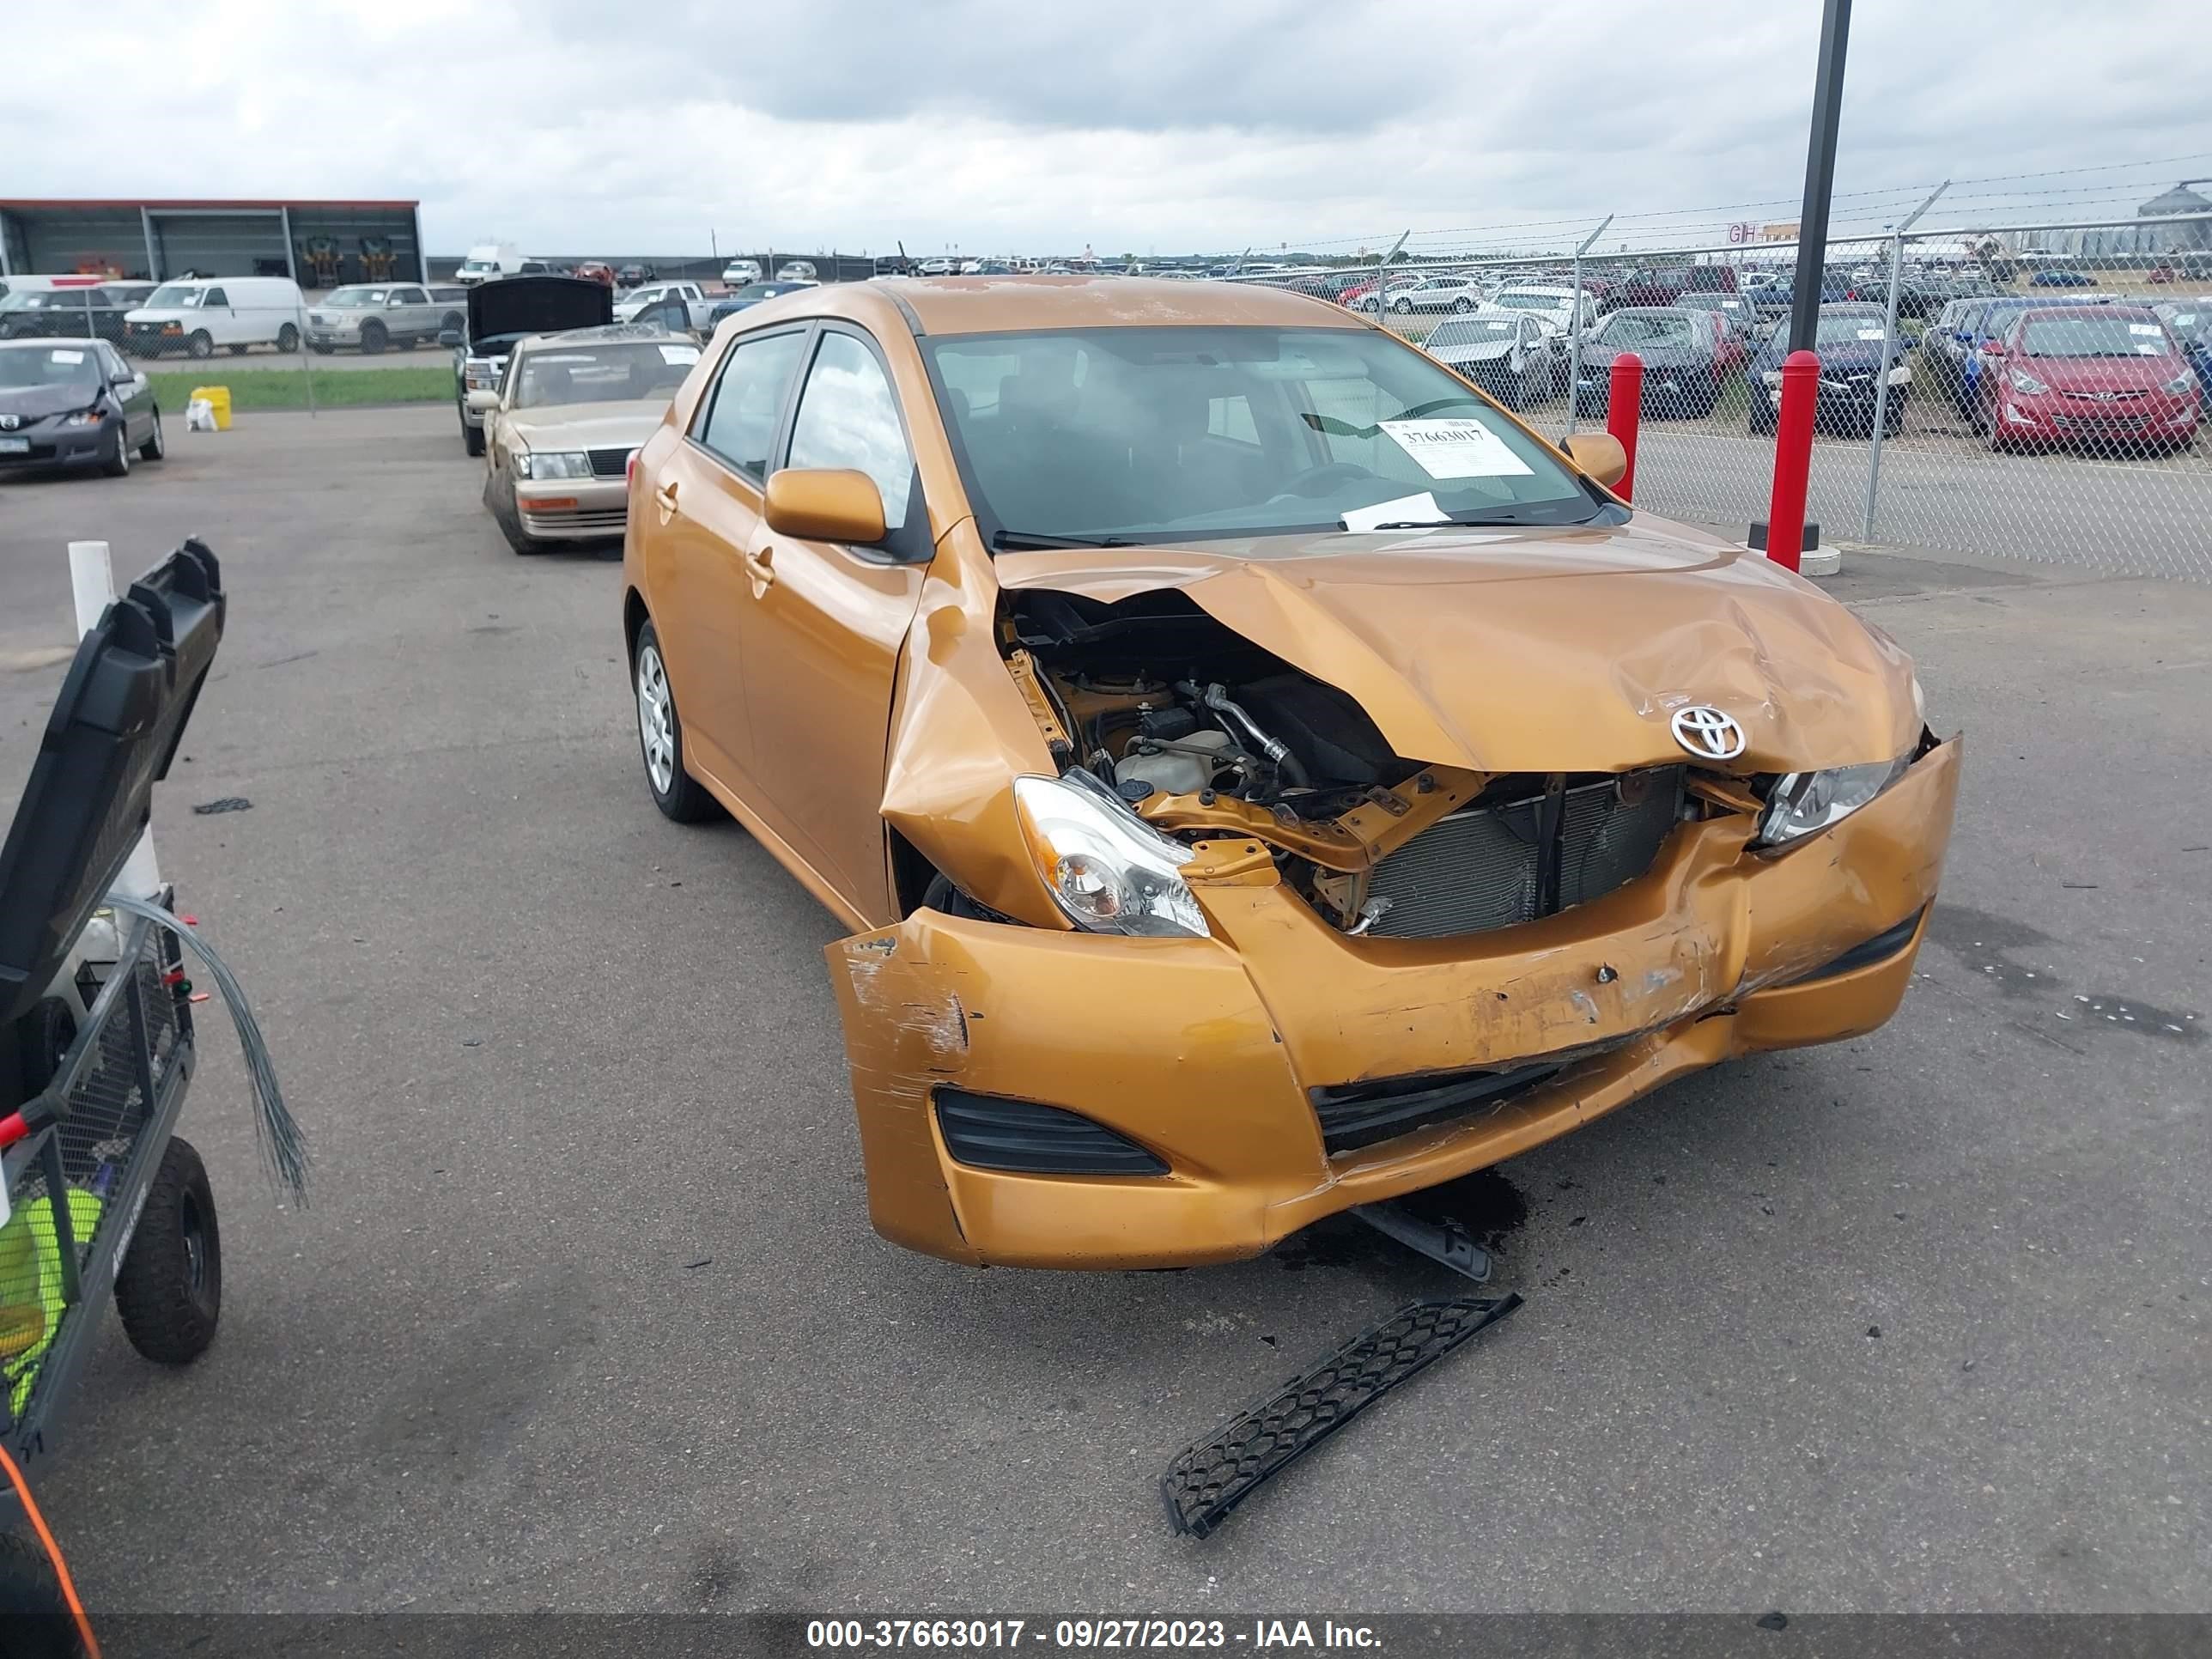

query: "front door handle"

left=653, top=480, right=679, bottom=522
left=742, top=544, right=775, bottom=593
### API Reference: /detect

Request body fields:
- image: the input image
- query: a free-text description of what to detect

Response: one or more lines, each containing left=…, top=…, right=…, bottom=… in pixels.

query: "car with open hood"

left=1572, top=307, right=1728, bottom=418
left=0, top=337, right=165, bottom=477
left=620, top=276, right=1960, bottom=1272
left=1972, top=306, right=2199, bottom=455
left=443, top=275, right=613, bottom=456
left=1745, top=304, right=1914, bottom=435
left=472, top=324, right=700, bottom=551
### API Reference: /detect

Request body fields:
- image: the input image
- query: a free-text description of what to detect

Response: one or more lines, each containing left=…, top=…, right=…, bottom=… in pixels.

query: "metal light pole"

left=1862, top=179, right=1948, bottom=538
left=1786, top=0, right=1853, bottom=355
left=1565, top=214, right=1613, bottom=437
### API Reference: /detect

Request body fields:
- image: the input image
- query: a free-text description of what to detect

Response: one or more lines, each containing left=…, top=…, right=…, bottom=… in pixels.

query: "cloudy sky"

left=9, top=0, right=2209, bottom=258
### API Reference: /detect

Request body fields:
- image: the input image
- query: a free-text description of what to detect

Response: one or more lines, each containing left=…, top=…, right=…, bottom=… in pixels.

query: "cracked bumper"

left=826, top=738, right=1960, bottom=1269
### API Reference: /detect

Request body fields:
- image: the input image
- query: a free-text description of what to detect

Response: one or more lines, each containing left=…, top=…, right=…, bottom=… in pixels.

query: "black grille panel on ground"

left=934, top=1088, right=1167, bottom=1176
left=586, top=447, right=634, bottom=478
left=1364, top=767, right=1683, bottom=939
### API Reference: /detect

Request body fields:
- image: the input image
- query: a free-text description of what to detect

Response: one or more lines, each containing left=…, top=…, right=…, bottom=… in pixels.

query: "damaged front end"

left=827, top=541, right=1960, bottom=1270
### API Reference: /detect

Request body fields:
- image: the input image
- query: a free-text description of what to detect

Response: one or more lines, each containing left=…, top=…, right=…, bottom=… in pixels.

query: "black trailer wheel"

left=112, top=1136, right=222, bottom=1365
left=0, top=1532, right=85, bottom=1656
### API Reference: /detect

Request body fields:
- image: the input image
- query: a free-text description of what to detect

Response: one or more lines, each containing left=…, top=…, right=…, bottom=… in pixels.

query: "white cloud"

left=5, top=0, right=2207, bottom=258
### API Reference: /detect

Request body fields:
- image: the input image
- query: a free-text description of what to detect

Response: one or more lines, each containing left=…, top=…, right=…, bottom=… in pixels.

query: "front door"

left=651, top=325, right=811, bottom=799
left=735, top=325, right=930, bottom=923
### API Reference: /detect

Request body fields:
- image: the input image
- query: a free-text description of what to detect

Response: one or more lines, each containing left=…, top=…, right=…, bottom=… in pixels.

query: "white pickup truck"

left=613, top=280, right=719, bottom=332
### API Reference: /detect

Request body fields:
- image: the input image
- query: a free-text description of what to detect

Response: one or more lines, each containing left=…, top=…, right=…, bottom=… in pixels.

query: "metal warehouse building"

left=0, top=198, right=425, bottom=289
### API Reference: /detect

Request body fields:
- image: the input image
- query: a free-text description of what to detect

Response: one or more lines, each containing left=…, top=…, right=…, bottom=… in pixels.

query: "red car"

left=1974, top=306, right=2200, bottom=454
left=571, top=262, right=617, bottom=287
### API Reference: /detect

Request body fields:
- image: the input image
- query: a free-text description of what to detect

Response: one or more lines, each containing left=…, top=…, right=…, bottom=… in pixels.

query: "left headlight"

left=59, top=408, right=108, bottom=427
left=514, top=450, right=589, bottom=480
left=1757, top=751, right=1914, bottom=849
left=1012, top=769, right=1211, bottom=939
left=2162, top=371, right=2197, bottom=396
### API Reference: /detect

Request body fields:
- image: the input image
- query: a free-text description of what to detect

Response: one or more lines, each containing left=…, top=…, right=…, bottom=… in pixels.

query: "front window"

left=26, top=290, right=109, bottom=310
left=2018, top=315, right=2173, bottom=358
left=1813, top=313, right=1889, bottom=346
left=927, top=325, right=1605, bottom=545
left=325, top=287, right=391, bottom=308
left=1590, top=312, right=1699, bottom=349
left=1488, top=291, right=1563, bottom=312
left=144, top=283, right=204, bottom=309
left=787, top=332, right=916, bottom=532
left=511, top=340, right=699, bottom=408
left=0, top=343, right=103, bottom=389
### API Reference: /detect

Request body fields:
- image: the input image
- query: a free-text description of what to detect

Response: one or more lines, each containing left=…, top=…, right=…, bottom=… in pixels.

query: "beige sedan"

left=469, top=325, right=702, bottom=553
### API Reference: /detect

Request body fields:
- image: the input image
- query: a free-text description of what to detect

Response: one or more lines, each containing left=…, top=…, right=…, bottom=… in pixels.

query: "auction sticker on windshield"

left=659, top=343, right=700, bottom=364
left=1378, top=417, right=1533, bottom=479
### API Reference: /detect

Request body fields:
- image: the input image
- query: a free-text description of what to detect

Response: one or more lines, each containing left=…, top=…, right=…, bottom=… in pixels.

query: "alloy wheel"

left=636, top=643, right=675, bottom=794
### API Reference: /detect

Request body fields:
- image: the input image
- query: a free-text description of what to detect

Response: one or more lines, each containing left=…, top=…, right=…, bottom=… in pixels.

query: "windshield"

left=2160, top=309, right=2205, bottom=343
left=2020, top=315, right=2172, bottom=358
left=1592, top=312, right=1698, bottom=348
left=144, top=283, right=204, bottom=309
left=0, top=343, right=102, bottom=389
left=1424, top=318, right=1519, bottom=351
left=459, top=258, right=498, bottom=273
left=1489, top=291, right=1566, bottom=312
left=325, top=286, right=392, bottom=307
left=927, top=325, right=1603, bottom=544
left=1813, top=313, right=1889, bottom=346
left=512, top=340, right=697, bottom=407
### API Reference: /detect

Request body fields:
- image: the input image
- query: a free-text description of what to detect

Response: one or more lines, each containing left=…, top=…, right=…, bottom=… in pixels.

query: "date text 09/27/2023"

left=805, top=1617, right=1382, bottom=1650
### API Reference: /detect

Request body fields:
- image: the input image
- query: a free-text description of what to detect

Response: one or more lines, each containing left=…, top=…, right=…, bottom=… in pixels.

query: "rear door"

left=734, top=323, right=931, bottom=921
left=388, top=284, right=431, bottom=341
left=647, top=324, right=811, bottom=797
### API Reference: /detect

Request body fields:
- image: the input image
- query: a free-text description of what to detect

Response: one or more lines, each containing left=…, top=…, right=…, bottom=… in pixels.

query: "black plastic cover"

left=0, top=540, right=224, bottom=1024
left=934, top=1088, right=1168, bottom=1176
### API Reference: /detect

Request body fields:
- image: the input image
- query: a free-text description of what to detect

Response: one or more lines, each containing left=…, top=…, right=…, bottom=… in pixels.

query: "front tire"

left=139, top=407, right=164, bottom=461
left=0, top=1531, right=85, bottom=1656
left=360, top=321, right=387, bottom=355
left=633, top=621, right=720, bottom=823
left=461, top=410, right=485, bottom=457
left=101, top=422, right=131, bottom=477
left=1453, top=297, right=1473, bottom=313
left=186, top=330, right=214, bottom=360
left=113, top=1136, right=222, bottom=1365
left=277, top=322, right=299, bottom=353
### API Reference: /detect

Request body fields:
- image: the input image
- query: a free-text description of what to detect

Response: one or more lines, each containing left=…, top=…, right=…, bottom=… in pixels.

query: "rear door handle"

left=653, top=481, right=679, bottom=520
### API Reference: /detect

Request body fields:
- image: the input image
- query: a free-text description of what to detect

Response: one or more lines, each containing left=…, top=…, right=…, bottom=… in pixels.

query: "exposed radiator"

left=1364, top=768, right=1684, bottom=939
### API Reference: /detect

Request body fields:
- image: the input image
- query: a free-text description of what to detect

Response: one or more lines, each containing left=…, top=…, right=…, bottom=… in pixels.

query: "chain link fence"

left=1218, top=212, right=2212, bottom=583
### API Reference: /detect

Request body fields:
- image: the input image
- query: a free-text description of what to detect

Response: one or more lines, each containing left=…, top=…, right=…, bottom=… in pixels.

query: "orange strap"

left=0, top=1440, right=99, bottom=1659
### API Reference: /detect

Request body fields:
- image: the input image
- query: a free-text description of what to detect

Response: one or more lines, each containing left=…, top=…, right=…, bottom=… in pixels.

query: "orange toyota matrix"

left=620, top=276, right=1960, bottom=1270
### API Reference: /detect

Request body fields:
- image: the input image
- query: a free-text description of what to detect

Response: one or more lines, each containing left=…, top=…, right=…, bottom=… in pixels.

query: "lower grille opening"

left=1362, top=767, right=1684, bottom=939
left=934, top=1088, right=1168, bottom=1176
left=1312, top=1060, right=1565, bottom=1157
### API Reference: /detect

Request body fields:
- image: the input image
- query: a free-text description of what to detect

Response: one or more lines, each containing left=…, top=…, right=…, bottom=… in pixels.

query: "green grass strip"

left=146, top=366, right=452, bottom=412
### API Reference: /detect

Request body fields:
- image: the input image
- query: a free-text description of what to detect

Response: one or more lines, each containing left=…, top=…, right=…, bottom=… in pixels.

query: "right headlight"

left=1012, top=769, right=1210, bottom=938
left=1757, top=752, right=1914, bottom=849
left=2008, top=367, right=2050, bottom=396
left=514, top=450, right=590, bottom=480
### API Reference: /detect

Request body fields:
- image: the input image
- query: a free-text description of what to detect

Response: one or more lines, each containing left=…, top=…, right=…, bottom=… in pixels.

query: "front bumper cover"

left=827, top=737, right=1960, bottom=1269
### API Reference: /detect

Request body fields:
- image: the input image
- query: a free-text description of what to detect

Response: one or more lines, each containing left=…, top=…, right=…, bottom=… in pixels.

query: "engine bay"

left=1001, top=588, right=1714, bottom=939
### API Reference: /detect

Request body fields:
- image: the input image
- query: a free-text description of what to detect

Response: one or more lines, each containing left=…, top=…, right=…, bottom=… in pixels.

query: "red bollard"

left=1605, top=352, right=1644, bottom=500
left=1764, top=349, right=1821, bottom=574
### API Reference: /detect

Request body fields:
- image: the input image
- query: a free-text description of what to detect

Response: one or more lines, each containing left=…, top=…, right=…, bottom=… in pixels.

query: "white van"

left=454, top=244, right=525, bottom=286
left=0, top=274, right=117, bottom=303
left=122, top=276, right=306, bottom=359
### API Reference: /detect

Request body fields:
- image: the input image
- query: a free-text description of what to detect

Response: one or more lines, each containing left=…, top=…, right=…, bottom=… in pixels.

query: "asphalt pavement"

left=0, top=408, right=2205, bottom=1620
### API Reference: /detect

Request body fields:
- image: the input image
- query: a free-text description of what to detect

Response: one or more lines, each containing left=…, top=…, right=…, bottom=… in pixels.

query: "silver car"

left=469, top=325, right=700, bottom=553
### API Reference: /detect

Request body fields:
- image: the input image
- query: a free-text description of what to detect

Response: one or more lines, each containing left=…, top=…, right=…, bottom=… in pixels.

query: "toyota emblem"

left=1670, top=705, right=1747, bottom=761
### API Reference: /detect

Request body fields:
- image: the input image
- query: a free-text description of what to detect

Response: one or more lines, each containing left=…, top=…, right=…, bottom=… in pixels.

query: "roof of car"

left=858, top=275, right=1345, bottom=335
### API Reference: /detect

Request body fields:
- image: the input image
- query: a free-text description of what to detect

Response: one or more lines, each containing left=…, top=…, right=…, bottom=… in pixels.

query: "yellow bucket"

left=189, top=385, right=233, bottom=430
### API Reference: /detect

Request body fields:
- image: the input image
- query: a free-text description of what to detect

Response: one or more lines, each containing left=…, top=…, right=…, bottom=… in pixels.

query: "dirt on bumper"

left=826, top=738, right=1961, bottom=1269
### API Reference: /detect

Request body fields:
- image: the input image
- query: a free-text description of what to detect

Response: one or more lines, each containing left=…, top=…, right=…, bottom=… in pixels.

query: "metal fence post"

left=1861, top=181, right=1946, bottom=540
left=1565, top=216, right=1613, bottom=438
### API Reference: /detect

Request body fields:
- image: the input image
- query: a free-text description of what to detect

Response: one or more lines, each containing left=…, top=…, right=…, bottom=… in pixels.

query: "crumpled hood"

left=995, top=517, right=1919, bottom=774
left=0, top=381, right=102, bottom=421
left=504, top=400, right=668, bottom=449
